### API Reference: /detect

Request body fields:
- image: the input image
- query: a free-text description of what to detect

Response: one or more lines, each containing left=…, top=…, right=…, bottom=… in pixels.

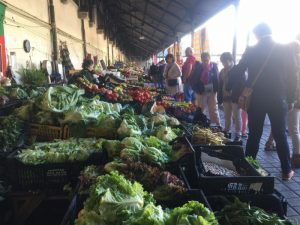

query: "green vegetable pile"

left=19, top=68, right=49, bottom=87
left=216, top=198, right=293, bottom=225
left=104, top=160, right=187, bottom=201
left=103, top=136, right=180, bottom=167
left=0, top=115, right=24, bottom=154
left=16, top=138, right=104, bottom=165
left=38, top=85, right=85, bottom=113
left=75, top=171, right=217, bottom=225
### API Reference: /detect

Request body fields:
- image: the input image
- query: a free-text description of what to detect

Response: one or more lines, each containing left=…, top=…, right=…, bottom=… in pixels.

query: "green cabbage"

left=121, top=148, right=142, bottom=162
left=166, top=201, right=218, bottom=225
left=151, top=114, right=168, bottom=125
left=144, top=136, right=172, bottom=156
left=168, top=117, right=180, bottom=126
left=123, top=203, right=167, bottom=225
left=104, top=160, right=128, bottom=173
left=156, top=126, right=178, bottom=142
left=121, top=137, right=145, bottom=151
left=142, top=147, right=169, bottom=167
left=82, top=171, right=153, bottom=225
left=102, top=140, right=123, bottom=158
left=117, top=118, right=142, bottom=138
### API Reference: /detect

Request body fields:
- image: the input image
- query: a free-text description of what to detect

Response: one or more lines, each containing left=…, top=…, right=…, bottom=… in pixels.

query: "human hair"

left=220, top=52, right=233, bottom=62
left=82, top=59, right=94, bottom=69
left=165, top=54, right=175, bottom=63
left=201, top=52, right=210, bottom=60
left=185, top=47, right=194, bottom=55
left=253, top=23, right=272, bottom=38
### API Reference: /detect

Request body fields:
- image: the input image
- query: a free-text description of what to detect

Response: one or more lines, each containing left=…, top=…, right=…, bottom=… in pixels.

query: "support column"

left=232, top=0, right=240, bottom=64
left=107, top=39, right=110, bottom=66
left=49, top=0, right=58, bottom=69
left=112, top=44, right=114, bottom=65
left=81, top=19, right=87, bottom=58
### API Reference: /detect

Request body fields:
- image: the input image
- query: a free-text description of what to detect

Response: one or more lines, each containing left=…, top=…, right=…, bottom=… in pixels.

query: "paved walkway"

left=254, top=124, right=300, bottom=223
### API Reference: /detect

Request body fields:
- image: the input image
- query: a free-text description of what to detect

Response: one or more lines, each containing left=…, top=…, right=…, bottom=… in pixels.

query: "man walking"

left=234, top=23, right=298, bottom=180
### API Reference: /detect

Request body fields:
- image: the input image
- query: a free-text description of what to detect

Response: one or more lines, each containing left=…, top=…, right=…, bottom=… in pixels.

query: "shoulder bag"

left=238, top=46, right=275, bottom=111
left=166, top=64, right=179, bottom=86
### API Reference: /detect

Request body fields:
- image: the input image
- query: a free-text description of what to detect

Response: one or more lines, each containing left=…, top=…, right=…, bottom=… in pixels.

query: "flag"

left=0, top=3, right=6, bottom=75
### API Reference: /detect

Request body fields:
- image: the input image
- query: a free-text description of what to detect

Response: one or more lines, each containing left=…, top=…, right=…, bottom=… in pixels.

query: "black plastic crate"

left=6, top=150, right=108, bottom=191
left=199, top=150, right=274, bottom=194
left=179, top=146, right=274, bottom=195
left=207, top=189, right=288, bottom=218
left=193, top=145, right=245, bottom=159
left=60, top=189, right=211, bottom=225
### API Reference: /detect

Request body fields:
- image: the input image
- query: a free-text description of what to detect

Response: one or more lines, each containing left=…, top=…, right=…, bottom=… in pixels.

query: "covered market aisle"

left=0, top=0, right=299, bottom=225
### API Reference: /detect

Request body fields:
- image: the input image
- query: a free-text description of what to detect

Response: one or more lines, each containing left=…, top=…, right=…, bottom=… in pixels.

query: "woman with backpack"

left=218, top=52, right=245, bottom=141
left=189, top=52, right=220, bottom=126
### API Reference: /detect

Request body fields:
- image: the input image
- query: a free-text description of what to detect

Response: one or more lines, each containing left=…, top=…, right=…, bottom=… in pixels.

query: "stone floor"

left=242, top=124, right=300, bottom=223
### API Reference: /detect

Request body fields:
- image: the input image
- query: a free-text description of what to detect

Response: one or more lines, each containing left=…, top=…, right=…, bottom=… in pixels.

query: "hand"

left=288, top=103, right=294, bottom=111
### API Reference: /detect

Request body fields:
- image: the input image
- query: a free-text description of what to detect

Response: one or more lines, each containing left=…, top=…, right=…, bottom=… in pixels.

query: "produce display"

left=105, top=161, right=187, bottom=201
left=128, top=88, right=157, bottom=105
left=120, top=66, right=144, bottom=77
left=38, top=85, right=85, bottom=113
left=216, top=198, right=292, bottom=225
left=103, top=134, right=188, bottom=168
left=192, top=128, right=227, bottom=145
left=0, top=85, right=46, bottom=106
left=0, top=115, right=24, bottom=154
left=157, top=100, right=197, bottom=114
left=75, top=171, right=217, bottom=225
left=18, top=68, right=49, bottom=87
left=0, top=64, right=290, bottom=225
left=16, top=138, right=104, bottom=165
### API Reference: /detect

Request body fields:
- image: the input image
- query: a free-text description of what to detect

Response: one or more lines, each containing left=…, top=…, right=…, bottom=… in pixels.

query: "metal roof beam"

left=141, top=0, right=149, bottom=27
left=110, top=4, right=171, bottom=36
left=119, top=0, right=175, bottom=32
left=148, top=0, right=188, bottom=23
left=118, top=31, right=158, bottom=51
left=119, top=20, right=162, bottom=45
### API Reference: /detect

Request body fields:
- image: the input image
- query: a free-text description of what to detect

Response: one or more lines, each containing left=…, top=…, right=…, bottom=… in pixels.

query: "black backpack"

left=189, top=61, right=204, bottom=94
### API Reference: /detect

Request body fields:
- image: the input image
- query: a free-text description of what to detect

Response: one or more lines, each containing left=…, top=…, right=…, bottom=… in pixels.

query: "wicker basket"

left=29, top=123, right=66, bottom=142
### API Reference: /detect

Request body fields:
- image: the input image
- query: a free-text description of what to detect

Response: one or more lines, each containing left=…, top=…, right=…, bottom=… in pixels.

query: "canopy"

left=77, top=0, right=237, bottom=59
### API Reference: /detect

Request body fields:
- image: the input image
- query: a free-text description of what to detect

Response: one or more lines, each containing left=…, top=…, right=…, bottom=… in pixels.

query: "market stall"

left=0, top=67, right=293, bottom=225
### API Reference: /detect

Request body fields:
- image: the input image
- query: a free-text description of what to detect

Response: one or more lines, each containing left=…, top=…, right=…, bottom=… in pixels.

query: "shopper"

left=190, top=52, right=220, bottom=126
left=287, top=39, right=300, bottom=168
left=164, top=54, right=182, bottom=98
left=157, top=60, right=166, bottom=89
left=218, top=52, right=245, bottom=141
left=234, top=23, right=298, bottom=180
left=149, top=63, right=158, bottom=84
left=182, top=47, right=196, bottom=103
left=241, top=110, right=248, bottom=138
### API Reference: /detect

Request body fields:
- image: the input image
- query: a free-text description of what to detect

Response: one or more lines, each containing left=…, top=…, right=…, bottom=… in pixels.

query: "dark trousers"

left=245, top=97, right=291, bottom=173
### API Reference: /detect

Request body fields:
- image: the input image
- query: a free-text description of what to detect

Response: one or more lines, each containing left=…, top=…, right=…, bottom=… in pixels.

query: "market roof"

left=77, top=0, right=238, bottom=59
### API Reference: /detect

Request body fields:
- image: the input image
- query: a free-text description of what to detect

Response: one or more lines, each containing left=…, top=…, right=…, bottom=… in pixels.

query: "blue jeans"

left=184, top=83, right=195, bottom=102
left=245, top=96, right=291, bottom=173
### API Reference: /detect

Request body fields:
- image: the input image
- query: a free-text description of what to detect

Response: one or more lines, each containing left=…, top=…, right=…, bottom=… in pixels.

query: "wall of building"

left=4, top=0, right=51, bottom=69
left=2, top=0, right=124, bottom=71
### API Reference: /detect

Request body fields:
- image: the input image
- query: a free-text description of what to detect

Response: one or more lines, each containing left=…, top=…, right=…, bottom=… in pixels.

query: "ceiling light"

left=139, top=36, right=145, bottom=40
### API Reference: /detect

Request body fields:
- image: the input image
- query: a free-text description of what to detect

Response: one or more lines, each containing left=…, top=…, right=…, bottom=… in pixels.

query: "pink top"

left=182, top=55, right=196, bottom=81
